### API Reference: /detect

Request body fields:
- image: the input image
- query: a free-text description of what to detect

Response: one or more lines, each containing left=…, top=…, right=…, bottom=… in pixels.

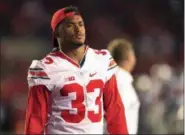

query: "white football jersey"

left=27, top=46, right=118, bottom=134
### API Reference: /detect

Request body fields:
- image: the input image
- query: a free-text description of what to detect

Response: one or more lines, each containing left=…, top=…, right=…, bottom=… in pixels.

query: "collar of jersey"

left=50, top=45, right=89, bottom=68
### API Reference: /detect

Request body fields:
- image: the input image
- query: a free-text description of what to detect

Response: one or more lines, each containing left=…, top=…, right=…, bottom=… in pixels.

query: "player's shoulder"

left=29, top=59, right=44, bottom=70
left=28, top=59, right=50, bottom=80
left=28, top=51, right=55, bottom=78
left=27, top=57, right=54, bottom=90
left=29, top=53, right=53, bottom=68
left=88, top=47, right=112, bottom=60
left=88, top=47, right=117, bottom=70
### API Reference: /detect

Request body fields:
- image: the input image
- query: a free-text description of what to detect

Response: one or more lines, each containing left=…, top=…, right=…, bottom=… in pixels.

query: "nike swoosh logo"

left=89, top=72, right=97, bottom=77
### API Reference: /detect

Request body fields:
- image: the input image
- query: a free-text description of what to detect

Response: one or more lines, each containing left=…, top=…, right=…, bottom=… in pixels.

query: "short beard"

left=60, top=41, right=85, bottom=53
left=70, top=41, right=84, bottom=48
left=72, top=42, right=84, bottom=47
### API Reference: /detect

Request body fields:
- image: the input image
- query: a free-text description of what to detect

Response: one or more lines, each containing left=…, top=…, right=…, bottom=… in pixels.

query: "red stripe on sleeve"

left=29, top=71, right=49, bottom=78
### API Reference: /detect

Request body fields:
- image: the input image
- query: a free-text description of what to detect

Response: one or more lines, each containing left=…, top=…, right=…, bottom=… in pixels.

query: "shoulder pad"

left=27, top=60, right=53, bottom=91
left=93, top=49, right=109, bottom=57
left=28, top=60, right=49, bottom=79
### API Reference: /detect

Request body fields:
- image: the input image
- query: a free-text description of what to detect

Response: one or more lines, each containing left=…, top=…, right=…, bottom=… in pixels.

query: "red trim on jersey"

left=51, top=51, right=80, bottom=67
left=108, top=59, right=116, bottom=68
left=50, top=46, right=88, bottom=68
left=29, top=71, right=48, bottom=78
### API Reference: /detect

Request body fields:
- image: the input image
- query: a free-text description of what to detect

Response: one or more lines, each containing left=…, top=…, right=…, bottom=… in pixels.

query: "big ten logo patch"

left=65, top=76, right=75, bottom=82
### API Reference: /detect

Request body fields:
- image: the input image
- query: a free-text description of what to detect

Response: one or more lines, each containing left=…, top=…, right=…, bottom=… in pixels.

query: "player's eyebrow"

left=65, top=22, right=83, bottom=27
left=65, top=19, right=84, bottom=24
left=65, top=20, right=73, bottom=23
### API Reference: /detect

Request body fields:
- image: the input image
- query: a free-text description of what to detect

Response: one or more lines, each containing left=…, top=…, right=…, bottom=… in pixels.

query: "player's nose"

left=74, top=24, right=81, bottom=33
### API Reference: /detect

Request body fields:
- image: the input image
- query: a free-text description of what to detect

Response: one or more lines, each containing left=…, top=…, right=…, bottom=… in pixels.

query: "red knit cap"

left=51, top=8, right=77, bottom=31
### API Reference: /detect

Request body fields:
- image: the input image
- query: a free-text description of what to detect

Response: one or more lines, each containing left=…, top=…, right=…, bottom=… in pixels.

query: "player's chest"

left=48, top=67, right=106, bottom=123
left=49, top=65, right=107, bottom=95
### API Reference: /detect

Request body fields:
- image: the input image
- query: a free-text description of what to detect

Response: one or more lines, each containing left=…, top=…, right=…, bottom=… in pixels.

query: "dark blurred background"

left=0, top=0, right=184, bottom=134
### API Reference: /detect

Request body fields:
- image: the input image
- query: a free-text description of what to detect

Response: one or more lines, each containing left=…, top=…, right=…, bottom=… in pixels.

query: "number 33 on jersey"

left=25, top=46, right=128, bottom=134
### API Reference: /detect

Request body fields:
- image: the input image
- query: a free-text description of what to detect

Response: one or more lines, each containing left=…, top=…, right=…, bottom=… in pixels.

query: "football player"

left=24, top=6, right=128, bottom=134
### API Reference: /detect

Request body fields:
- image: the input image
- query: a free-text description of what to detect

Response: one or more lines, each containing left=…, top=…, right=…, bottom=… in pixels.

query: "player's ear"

left=54, top=22, right=63, bottom=38
left=54, top=28, right=59, bottom=38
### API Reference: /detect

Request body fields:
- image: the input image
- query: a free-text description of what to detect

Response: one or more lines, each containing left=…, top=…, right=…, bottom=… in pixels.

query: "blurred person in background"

left=107, top=38, right=140, bottom=134
left=24, top=6, right=128, bottom=134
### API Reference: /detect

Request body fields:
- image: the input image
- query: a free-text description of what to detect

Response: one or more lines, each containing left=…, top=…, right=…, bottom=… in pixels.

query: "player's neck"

left=61, top=44, right=86, bottom=65
left=119, top=62, right=132, bottom=73
left=120, top=66, right=130, bottom=73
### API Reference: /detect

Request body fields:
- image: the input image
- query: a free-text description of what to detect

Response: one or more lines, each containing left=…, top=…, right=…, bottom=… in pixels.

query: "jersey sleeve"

left=27, top=60, right=53, bottom=91
left=103, top=75, right=128, bottom=134
left=25, top=60, right=52, bottom=134
left=24, top=85, right=51, bottom=134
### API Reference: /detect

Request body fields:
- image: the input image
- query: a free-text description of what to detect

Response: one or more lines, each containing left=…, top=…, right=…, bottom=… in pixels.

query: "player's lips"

left=75, top=34, right=84, bottom=39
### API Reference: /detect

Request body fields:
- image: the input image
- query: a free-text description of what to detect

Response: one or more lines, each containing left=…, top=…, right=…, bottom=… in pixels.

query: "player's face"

left=59, top=15, right=86, bottom=45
